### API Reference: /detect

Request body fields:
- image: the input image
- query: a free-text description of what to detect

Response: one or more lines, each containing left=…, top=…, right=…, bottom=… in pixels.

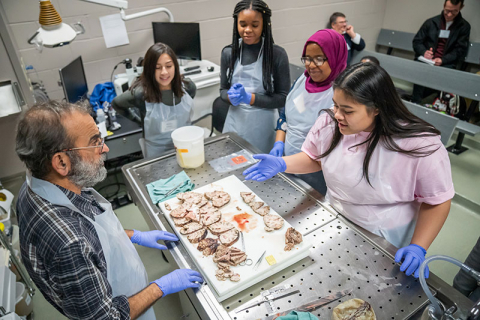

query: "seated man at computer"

left=411, top=0, right=470, bottom=103
left=113, top=43, right=196, bottom=158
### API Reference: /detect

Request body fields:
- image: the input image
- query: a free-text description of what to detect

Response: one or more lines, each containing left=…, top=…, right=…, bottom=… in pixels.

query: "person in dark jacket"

left=329, top=12, right=365, bottom=65
left=411, top=0, right=470, bottom=103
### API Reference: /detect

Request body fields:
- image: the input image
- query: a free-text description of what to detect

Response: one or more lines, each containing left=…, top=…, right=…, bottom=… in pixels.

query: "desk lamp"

left=28, top=0, right=174, bottom=51
left=27, top=0, right=84, bottom=51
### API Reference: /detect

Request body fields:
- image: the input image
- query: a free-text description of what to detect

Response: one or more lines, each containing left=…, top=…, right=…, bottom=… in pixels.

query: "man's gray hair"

left=16, top=100, right=91, bottom=179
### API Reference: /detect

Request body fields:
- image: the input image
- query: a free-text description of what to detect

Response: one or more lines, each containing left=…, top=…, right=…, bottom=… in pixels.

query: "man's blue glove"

left=152, top=269, right=203, bottom=297
left=243, top=154, right=287, bottom=181
left=130, top=230, right=178, bottom=250
left=395, top=244, right=429, bottom=278
left=269, top=141, right=285, bottom=157
left=227, top=83, right=242, bottom=106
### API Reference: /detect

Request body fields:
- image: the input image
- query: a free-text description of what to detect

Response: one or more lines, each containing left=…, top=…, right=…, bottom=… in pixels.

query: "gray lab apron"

left=284, top=74, right=334, bottom=156
left=283, top=74, right=333, bottom=196
left=223, top=40, right=278, bottom=153
left=27, top=175, right=156, bottom=320
left=144, top=92, right=194, bottom=158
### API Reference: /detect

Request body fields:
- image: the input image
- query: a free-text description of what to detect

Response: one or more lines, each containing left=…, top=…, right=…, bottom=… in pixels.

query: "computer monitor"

left=59, top=56, right=88, bottom=103
left=152, top=22, right=201, bottom=61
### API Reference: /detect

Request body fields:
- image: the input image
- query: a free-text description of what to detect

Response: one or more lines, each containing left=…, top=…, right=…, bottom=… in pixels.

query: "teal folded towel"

left=146, top=171, right=195, bottom=204
left=275, top=311, right=318, bottom=320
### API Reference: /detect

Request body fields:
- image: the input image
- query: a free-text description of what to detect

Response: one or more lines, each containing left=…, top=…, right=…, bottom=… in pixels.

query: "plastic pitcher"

left=171, top=126, right=205, bottom=168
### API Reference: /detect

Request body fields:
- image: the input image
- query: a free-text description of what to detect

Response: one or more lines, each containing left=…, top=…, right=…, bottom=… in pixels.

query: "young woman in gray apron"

left=219, top=0, right=290, bottom=153
left=112, top=43, right=195, bottom=158
left=223, top=40, right=277, bottom=153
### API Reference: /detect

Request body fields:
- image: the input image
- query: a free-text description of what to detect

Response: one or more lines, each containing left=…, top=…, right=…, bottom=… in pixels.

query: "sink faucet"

left=418, top=255, right=480, bottom=320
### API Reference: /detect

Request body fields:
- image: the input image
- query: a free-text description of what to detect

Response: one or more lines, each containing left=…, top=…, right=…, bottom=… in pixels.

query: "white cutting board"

left=158, top=175, right=312, bottom=301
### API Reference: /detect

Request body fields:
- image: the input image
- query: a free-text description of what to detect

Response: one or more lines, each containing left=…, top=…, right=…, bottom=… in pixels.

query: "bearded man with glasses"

left=15, top=101, right=202, bottom=320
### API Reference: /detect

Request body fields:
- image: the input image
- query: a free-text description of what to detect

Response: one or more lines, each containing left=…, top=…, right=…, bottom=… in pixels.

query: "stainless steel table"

left=122, top=133, right=473, bottom=319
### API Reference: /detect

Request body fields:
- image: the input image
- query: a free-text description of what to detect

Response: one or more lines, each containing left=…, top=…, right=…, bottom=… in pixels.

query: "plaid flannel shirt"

left=16, top=181, right=131, bottom=319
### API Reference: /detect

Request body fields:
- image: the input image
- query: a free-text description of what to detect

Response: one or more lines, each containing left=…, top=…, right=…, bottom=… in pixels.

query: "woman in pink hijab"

left=268, top=29, right=347, bottom=195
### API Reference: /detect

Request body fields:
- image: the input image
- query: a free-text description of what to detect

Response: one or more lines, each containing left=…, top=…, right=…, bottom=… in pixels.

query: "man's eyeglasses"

left=444, top=9, right=459, bottom=15
left=336, top=19, right=348, bottom=24
left=301, top=56, right=328, bottom=67
left=56, top=138, right=105, bottom=153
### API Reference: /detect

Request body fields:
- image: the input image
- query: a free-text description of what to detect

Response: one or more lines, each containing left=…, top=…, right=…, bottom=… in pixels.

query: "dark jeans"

left=411, top=61, right=455, bottom=104
left=453, top=236, right=480, bottom=302
left=411, top=85, right=439, bottom=104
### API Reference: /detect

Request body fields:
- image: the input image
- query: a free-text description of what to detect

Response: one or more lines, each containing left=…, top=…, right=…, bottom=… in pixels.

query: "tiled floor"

left=3, top=133, right=479, bottom=319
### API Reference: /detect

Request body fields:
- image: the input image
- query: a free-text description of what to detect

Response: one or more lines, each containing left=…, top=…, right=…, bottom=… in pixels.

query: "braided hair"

left=228, top=0, right=274, bottom=94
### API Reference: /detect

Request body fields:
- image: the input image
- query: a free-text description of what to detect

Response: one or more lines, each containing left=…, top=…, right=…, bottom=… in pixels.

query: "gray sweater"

left=220, top=42, right=290, bottom=109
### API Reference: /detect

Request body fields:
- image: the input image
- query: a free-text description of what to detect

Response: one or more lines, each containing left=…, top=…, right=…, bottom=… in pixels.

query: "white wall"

left=383, top=0, right=479, bottom=42
left=0, top=0, right=387, bottom=179
left=3, top=0, right=387, bottom=100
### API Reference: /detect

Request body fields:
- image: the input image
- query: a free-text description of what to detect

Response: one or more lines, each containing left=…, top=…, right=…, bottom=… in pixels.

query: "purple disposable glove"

left=152, top=269, right=203, bottom=297
left=130, top=230, right=178, bottom=250
left=228, top=83, right=242, bottom=106
left=235, top=83, right=252, bottom=105
left=395, top=244, right=429, bottom=278
left=243, top=154, right=287, bottom=181
left=269, top=141, right=285, bottom=157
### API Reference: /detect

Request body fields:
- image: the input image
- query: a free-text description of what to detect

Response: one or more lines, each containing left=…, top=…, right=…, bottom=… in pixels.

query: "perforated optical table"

left=122, top=133, right=473, bottom=320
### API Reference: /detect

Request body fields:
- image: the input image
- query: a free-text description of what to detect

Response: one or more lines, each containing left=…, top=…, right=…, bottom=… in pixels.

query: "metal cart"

left=122, top=133, right=473, bottom=319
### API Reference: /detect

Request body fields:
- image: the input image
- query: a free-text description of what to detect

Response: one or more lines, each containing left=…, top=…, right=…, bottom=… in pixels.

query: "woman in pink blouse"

left=243, top=63, right=454, bottom=279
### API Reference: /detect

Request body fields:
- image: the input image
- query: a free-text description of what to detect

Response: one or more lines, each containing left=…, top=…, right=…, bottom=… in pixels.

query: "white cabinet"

left=180, top=60, right=220, bottom=122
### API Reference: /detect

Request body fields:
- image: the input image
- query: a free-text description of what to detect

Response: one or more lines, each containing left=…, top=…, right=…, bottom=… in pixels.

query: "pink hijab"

left=302, top=29, right=348, bottom=93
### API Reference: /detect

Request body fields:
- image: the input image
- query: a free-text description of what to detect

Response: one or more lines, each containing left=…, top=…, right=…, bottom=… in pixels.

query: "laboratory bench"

left=121, top=133, right=474, bottom=319
left=104, top=114, right=142, bottom=160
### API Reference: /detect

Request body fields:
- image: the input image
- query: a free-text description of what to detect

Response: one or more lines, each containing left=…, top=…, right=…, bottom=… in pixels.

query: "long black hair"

left=318, top=63, right=441, bottom=186
left=131, top=42, right=184, bottom=103
left=228, top=0, right=274, bottom=94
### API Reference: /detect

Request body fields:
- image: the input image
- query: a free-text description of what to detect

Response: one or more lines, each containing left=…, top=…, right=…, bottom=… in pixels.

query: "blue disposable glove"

left=152, top=269, right=203, bottom=297
left=395, top=244, right=429, bottom=278
left=235, top=83, right=252, bottom=105
left=130, top=229, right=178, bottom=250
left=269, top=141, right=285, bottom=157
left=243, top=154, right=287, bottom=181
left=227, top=83, right=242, bottom=106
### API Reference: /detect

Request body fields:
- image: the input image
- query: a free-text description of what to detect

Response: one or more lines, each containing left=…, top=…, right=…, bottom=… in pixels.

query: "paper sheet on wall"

left=99, top=13, right=129, bottom=48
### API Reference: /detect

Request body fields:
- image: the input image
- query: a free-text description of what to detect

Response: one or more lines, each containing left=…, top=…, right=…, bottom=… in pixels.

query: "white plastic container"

left=15, top=282, right=33, bottom=317
left=171, top=126, right=205, bottom=168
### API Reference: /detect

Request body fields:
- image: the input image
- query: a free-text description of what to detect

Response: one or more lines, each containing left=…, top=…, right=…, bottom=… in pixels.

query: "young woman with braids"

left=243, top=63, right=454, bottom=279
left=219, top=0, right=290, bottom=153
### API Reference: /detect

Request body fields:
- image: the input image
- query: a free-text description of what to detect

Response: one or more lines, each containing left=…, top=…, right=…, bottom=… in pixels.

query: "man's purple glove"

left=243, top=154, right=287, bottom=181
left=131, top=230, right=178, bottom=250
left=269, top=141, right=285, bottom=157
left=395, top=244, right=429, bottom=278
left=152, top=269, right=203, bottom=297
